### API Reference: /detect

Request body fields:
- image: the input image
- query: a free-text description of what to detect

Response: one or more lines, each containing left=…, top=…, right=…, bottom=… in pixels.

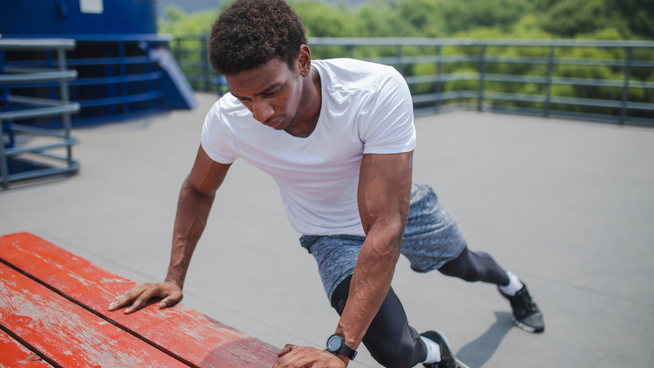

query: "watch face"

left=326, top=335, right=342, bottom=352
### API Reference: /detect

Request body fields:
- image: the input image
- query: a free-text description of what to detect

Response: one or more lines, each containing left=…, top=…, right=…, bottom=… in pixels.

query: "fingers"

left=107, top=282, right=183, bottom=313
left=108, top=284, right=145, bottom=311
left=273, top=346, right=346, bottom=368
left=124, top=286, right=160, bottom=314
left=277, top=344, right=295, bottom=357
left=158, top=290, right=183, bottom=309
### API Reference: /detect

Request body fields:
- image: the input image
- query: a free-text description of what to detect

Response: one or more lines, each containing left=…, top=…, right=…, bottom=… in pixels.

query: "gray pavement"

left=1, top=92, right=653, bottom=367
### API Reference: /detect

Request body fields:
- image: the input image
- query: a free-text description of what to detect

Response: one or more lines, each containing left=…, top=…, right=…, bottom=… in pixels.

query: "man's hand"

left=107, top=280, right=183, bottom=314
left=274, top=344, right=347, bottom=368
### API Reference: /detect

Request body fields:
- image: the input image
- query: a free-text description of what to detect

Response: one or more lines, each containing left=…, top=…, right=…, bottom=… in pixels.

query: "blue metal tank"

left=0, top=0, right=196, bottom=128
left=0, top=0, right=157, bottom=36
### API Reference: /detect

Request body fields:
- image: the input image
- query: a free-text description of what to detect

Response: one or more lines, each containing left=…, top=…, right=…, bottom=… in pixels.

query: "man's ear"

left=297, top=44, right=312, bottom=77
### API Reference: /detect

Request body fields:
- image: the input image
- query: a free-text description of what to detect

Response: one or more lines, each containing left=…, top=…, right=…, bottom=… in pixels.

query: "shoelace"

left=511, top=290, right=539, bottom=316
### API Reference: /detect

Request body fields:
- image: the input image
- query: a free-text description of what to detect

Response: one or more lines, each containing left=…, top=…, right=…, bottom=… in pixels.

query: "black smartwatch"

left=326, top=334, right=357, bottom=361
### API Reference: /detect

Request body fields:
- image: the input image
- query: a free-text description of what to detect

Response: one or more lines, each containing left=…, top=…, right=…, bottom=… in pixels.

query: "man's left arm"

left=274, top=151, right=413, bottom=368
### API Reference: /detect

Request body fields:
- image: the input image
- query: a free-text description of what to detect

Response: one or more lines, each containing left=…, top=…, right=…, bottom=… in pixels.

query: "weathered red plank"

left=0, top=232, right=279, bottom=368
left=0, top=262, right=189, bottom=368
left=0, top=329, right=53, bottom=367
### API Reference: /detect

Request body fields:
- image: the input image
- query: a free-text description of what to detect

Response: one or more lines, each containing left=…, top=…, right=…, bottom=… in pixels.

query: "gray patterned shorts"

left=299, top=182, right=467, bottom=300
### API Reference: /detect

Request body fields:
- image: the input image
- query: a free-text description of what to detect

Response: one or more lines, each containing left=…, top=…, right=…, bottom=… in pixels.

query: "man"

left=108, top=1, right=544, bottom=367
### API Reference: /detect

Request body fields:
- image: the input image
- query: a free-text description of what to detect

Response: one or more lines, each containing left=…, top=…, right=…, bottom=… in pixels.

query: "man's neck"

left=284, top=66, right=322, bottom=138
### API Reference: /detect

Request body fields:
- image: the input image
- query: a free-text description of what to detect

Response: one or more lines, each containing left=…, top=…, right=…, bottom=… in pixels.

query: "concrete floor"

left=2, top=92, right=653, bottom=367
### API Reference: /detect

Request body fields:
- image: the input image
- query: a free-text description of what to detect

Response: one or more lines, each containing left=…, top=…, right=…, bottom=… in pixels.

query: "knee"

left=369, top=339, right=416, bottom=368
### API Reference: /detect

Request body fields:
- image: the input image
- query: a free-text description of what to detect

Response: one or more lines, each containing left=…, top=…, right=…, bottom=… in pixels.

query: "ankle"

left=421, top=335, right=441, bottom=364
left=498, top=271, right=523, bottom=296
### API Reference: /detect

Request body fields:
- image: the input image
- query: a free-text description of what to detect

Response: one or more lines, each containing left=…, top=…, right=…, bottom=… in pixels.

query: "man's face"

left=226, top=58, right=303, bottom=132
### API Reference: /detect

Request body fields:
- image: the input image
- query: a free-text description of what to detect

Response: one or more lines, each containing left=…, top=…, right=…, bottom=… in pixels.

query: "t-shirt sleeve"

left=359, top=67, right=416, bottom=154
left=201, top=102, right=238, bottom=164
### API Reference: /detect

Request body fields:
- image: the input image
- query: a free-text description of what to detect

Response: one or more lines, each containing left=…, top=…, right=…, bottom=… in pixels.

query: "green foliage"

left=292, top=2, right=357, bottom=37
left=605, top=0, right=654, bottom=39
left=158, top=0, right=651, bottom=40
left=160, top=0, right=653, bottom=119
left=158, top=5, right=218, bottom=37
left=534, top=0, right=628, bottom=38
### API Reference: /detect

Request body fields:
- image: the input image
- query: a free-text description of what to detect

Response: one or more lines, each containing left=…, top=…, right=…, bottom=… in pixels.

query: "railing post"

left=620, top=47, right=632, bottom=125
left=145, top=41, right=154, bottom=110
left=118, top=41, right=129, bottom=117
left=0, top=114, right=7, bottom=188
left=477, top=45, right=486, bottom=112
left=45, top=50, right=58, bottom=125
left=347, top=45, right=355, bottom=59
left=201, top=37, right=210, bottom=92
left=396, top=45, right=403, bottom=76
left=57, top=47, right=73, bottom=166
left=435, top=45, right=443, bottom=113
left=0, top=56, right=7, bottom=186
left=544, top=46, right=554, bottom=117
left=175, top=38, right=182, bottom=64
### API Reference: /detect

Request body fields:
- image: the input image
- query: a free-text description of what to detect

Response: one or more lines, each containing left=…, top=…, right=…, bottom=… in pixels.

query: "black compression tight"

left=331, top=275, right=428, bottom=368
left=437, top=247, right=509, bottom=286
left=329, top=247, right=509, bottom=368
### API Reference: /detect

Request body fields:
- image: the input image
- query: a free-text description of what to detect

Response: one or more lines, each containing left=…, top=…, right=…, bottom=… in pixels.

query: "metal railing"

left=0, top=38, right=80, bottom=188
left=171, top=36, right=654, bottom=125
left=171, top=35, right=227, bottom=95
left=2, top=35, right=172, bottom=127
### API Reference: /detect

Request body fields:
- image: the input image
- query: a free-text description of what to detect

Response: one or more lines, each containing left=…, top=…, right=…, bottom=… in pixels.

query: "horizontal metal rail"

left=67, top=72, right=163, bottom=86
left=307, top=37, right=654, bottom=48
left=11, top=123, right=70, bottom=138
left=4, top=138, right=80, bottom=156
left=77, top=90, right=164, bottom=108
left=0, top=39, right=76, bottom=50
left=368, top=54, right=654, bottom=68
left=7, top=56, right=158, bottom=67
left=0, top=104, right=80, bottom=120
left=0, top=70, right=78, bottom=83
left=405, top=73, right=654, bottom=89
left=8, top=95, right=70, bottom=107
left=1, top=39, right=80, bottom=188
left=171, top=36, right=654, bottom=125
left=2, top=38, right=169, bottom=127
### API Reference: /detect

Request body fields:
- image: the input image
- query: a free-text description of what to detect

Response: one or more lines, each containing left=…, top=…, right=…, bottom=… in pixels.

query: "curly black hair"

left=208, top=0, right=308, bottom=76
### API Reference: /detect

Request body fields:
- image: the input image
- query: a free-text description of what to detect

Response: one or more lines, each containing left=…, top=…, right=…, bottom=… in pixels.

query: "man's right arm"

left=108, top=145, right=231, bottom=314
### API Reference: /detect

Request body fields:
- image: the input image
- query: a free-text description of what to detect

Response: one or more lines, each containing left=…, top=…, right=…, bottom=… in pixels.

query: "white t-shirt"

left=201, top=59, right=416, bottom=236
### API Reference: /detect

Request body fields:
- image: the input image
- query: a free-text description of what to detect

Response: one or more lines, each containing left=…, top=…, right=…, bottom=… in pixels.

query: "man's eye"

left=265, top=88, right=280, bottom=96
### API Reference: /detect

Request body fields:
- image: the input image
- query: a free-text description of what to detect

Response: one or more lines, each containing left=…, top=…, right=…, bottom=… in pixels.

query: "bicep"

left=357, top=151, right=413, bottom=236
left=186, top=145, right=232, bottom=197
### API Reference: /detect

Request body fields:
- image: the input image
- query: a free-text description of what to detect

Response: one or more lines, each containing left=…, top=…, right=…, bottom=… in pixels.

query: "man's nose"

left=252, top=99, right=274, bottom=123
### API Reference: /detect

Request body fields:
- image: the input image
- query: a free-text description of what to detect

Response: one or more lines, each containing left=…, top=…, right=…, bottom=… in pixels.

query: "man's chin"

left=282, top=117, right=295, bottom=131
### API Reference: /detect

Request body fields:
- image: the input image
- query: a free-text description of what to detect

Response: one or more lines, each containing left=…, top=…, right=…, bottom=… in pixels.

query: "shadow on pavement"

left=455, top=311, right=514, bottom=368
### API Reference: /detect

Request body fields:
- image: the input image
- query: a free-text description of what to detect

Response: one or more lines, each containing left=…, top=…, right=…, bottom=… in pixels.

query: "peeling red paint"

left=0, top=329, right=53, bottom=367
left=0, top=232, right=279, bottom=367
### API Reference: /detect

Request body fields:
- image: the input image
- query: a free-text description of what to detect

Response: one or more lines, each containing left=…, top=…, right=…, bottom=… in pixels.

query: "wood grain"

left=0, top=262, right=190, bottom=368
left=0, top=232, right=279, bottom=368
left=0, top=329, right=53, bottom=368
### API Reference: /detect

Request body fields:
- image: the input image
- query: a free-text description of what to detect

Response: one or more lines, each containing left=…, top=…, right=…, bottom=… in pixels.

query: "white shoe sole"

left=511, top=315, right=538, bottom=333
left=430, top=329, right=471, bottom=368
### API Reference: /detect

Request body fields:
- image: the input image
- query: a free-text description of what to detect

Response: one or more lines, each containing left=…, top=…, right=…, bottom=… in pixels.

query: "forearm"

left=335, top=222, right=403, bottom=354
left=330, top=151, right=412, bottom=364
left=166, top=176, right=216, bottom=288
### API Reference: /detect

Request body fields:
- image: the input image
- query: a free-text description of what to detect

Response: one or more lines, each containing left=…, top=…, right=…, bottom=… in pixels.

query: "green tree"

left=605, top=0, right=654, bottom=39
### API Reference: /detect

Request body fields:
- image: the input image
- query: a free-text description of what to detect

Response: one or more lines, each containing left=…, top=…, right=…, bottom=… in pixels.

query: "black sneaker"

left=421, top=331, right=470, bottom=368
left=498, top=283, right=545, bottom=333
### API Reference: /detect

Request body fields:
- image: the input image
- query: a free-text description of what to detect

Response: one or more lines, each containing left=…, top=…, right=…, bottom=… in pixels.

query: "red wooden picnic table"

left=0, top=232, right=279, bottom=367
